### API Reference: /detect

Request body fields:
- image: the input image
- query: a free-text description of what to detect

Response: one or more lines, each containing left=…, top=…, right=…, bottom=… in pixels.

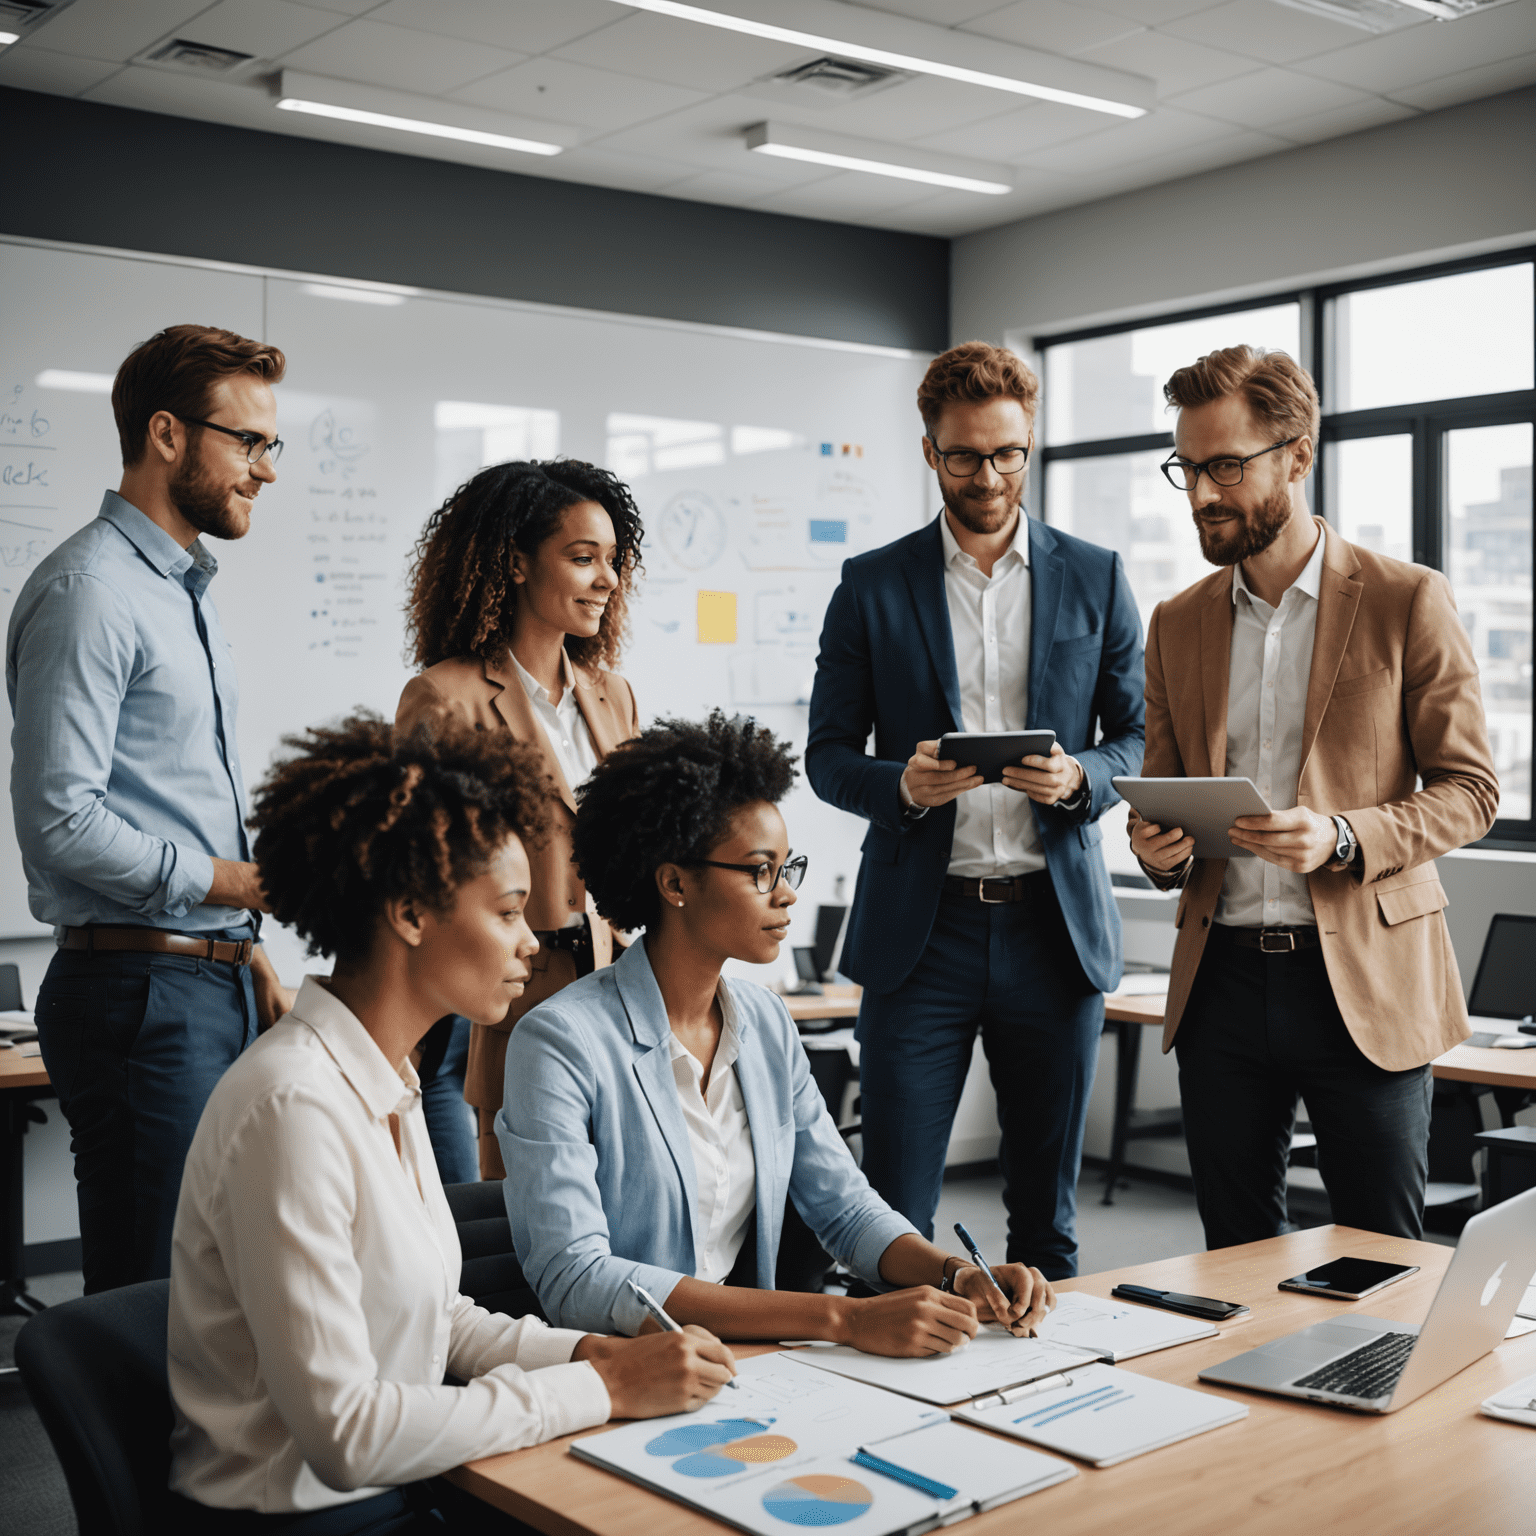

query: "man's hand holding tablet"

left=1129, top=814, right=1195, bottom=872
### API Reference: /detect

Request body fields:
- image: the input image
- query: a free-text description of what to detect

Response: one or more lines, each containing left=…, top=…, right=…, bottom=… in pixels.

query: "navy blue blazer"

left=805, top=514, right=1145, bottom=996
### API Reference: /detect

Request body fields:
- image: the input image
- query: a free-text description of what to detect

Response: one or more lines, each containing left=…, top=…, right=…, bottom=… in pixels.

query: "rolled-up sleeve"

left=10, top=573, right=213, bottom=916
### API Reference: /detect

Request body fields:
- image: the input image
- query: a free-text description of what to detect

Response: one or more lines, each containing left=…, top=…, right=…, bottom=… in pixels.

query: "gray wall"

left=1, top=87, right=949, bottom=353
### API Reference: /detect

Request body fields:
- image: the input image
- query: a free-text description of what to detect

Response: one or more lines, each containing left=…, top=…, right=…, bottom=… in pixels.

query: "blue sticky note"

left=809, top=519, right=847, bottom=544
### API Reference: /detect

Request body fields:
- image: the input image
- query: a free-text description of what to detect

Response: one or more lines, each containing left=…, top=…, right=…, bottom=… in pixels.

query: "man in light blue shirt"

left=7, top=324, right=294, bottom=1292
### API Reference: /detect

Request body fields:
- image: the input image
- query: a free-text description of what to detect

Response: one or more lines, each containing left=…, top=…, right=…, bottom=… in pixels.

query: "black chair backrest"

left=15, top=1279, right=173, bottom=1536
left=443, top=1180, right=546, bottom=1322
left=0, top=960, right=24, bottom=1012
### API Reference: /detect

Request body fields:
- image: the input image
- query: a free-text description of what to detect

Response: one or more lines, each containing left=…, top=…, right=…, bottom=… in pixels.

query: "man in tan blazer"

left=1131, top=345, right=1498, bottom=1249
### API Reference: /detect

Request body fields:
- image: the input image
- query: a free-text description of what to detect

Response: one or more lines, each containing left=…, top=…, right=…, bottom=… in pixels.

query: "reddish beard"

left=1194, top=486, right=1292, bottom=566
left=940, top=473, right=1024, bottom=536
left=169, top=439, right=258, bottom=541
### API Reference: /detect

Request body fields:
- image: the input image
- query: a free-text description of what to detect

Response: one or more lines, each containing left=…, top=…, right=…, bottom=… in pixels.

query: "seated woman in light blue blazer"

left=499, top=711, right=1055, bottom=1354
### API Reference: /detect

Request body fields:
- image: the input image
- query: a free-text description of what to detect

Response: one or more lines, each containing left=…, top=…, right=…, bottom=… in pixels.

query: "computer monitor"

left=1467, top=913, right=1536, bottom=1020
left=812, top=905, right=846, bottom=982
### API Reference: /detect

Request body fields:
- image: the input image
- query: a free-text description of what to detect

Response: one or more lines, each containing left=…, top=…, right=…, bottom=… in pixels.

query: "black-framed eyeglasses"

left=1159, top=437, right=1297, bottom=491
left=181, top=416, right=284, bottom=465
left=697, top=852, right=808, bottom=895
left=927, top=437, right=1030, bottom=478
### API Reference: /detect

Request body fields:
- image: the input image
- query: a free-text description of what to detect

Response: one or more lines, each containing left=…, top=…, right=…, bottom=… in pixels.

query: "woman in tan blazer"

left=397, top=459, right=643, bottom=1178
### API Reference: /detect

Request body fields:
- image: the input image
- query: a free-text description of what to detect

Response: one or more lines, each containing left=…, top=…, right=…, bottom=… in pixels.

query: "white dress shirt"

left=669, top=984, right=757, bottom=1285
left=1217, top=522, right=1327, bottom=928
left=939, top=512, right=1045, bottom=877
left=168, top=977, right=609, bottom=1513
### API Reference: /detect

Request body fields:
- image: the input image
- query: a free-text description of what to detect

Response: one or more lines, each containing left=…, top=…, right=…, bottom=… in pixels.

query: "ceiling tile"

left=1266, top=93, right=1417, bottom=142
left=846, top=0, right=1014, bottom=23
left=365, top=0, right=621, bottom=56
left=1388, top=48, right=1536, bottom=110
left=1071, top=0, right=1225, bottom=24
left=20, top=0, right=210, bottom=61
left=518, top=143, right=700, bottom=196
left=782, top=72, right=1043, bottom=143
left=914, top=99, right=1110, bottom=158
left=451, top=56, right=706, bottom=133
left=276, top=17, right=527, bottom=94
left=173, top=0, right=349, bottom=60
left=1158, top=0, right=1385, bottom=64
left=551, top=11, right=811, bottom=93
left=657, top=164, right=841, bottom=209
left=287, top=0, right=379, bottom=13
left=1075, top=27, right=1262, bottom=94
left=962, top=0, right=1147, bottom=56
left=1295, top=0, right=1536, bottom=91
left=1167, top=64, right=1370, bottom=126
left=1017, top=102, right=1232, bottom=169
left=753, top=169, right=941, bottom=220
left=0, top=43, right=122, bottom=94
left=1122, top=122, right=1291, bottom=179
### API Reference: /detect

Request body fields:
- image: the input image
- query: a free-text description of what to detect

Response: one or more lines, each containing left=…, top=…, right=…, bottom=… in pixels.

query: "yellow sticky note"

left=697, top=590, right=737, bottom=644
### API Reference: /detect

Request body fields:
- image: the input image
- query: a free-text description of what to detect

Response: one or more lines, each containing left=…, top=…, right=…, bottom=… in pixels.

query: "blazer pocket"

left=1376, top=878, right=1448, bottom=926
left=1332, top=666, right=1393, bottom=698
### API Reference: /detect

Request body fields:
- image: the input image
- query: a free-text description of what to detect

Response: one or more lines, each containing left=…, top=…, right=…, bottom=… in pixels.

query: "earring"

left=675, top=900, right=685, bottom=908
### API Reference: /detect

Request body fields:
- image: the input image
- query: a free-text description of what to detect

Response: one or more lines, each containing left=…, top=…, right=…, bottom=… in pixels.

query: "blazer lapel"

left=902, top=519, right=963, bottom=731
left=573, top=665, right=631, bottom=760
left=1026, top=518, right=1063, bottom=724
left=1200, top=579, right=1234, bottom=776
left=485, top=652, right=578, bottom=813
left=1300, top=523, right=1363, bottom=775
left=726, top=1007, right=779, bottom=1265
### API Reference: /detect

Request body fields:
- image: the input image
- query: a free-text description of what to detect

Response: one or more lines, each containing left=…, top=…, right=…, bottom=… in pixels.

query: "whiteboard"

left=0, top=237, right=935, bottom=979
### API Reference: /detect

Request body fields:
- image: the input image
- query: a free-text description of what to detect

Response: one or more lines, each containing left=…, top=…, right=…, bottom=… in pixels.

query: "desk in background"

left=449, top=1224, right=1536, bottom=1536
left=0, top=1049, right=51, bottom=1317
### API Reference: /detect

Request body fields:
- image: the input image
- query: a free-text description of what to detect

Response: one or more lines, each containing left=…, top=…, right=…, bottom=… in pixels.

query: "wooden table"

left=450, top=1225, right=1536, bottom=1536
left=780, top=985, right=861, bottom=1025
left=0, top=1047, right=51, bottom=1316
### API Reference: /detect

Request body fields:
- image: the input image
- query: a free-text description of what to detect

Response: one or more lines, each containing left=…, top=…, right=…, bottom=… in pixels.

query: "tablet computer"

left=1110, top=777, right=1272, bottom=859
left=937, top=730, right=1056, bottom=785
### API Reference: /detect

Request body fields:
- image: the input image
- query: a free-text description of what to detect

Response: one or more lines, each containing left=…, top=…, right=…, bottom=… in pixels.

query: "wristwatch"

left=1329, top=815, right=1358, bottom=871
left=939, top=1256, right=966, bottom=1293
left=901, top=801, right=930, bottom=826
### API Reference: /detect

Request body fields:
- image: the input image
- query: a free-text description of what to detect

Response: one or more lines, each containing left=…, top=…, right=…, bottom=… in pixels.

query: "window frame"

left=1036, top=246, right=1536, bottom=849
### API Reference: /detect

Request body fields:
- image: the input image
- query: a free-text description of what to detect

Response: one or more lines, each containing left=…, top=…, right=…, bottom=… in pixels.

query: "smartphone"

left=936, top=730, right=1056, bottom=785
left=1277, top=1258, right=1420, bottom=1301
left=1110, top=1284, right=1249, bottom=1321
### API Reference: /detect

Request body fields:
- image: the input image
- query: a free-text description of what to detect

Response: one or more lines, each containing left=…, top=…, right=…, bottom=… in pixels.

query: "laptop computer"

left=1198, top=1183, right=1536, bottom=1413
left=1465, top=913, right=1536, bottom=1045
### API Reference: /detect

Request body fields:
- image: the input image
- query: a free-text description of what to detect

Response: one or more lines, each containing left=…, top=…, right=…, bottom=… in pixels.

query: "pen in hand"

left=953, top=1222, right=1030, bottom=1336
left=627, top=1278, right=739, bottom=1389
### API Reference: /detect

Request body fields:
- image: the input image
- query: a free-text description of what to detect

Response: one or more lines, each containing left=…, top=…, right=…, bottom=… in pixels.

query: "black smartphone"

left=1110, top=1284, right=1249, bottom=1321
left=1277, top=1258, right=1420, bottom=1300
left=936, top=730, right=1057, bottom=785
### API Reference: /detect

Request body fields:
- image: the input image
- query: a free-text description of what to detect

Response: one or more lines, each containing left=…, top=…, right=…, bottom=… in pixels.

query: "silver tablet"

left=1111, top=777, right=1273, bottom=859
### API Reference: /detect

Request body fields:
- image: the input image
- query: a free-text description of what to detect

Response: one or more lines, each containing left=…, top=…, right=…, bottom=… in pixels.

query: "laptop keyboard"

left=1292, top=1331, right=1417, bottom=1399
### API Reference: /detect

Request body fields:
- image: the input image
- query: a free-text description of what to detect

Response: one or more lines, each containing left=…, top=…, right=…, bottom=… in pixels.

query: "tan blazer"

left=396, top=651, right=640, bottom=1116
left=1143, top=519, right=1498, bottom=1072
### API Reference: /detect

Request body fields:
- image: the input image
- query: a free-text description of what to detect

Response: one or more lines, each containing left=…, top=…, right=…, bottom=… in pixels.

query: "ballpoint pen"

left=970, top=1372, right=1074, bottom=1411
left=953, top=1221, right=1028, bottom=1333
left=627, top=1278, right=739, bottom=1388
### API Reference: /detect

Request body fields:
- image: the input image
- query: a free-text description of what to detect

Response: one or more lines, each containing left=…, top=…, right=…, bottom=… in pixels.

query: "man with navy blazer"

left=807, top=343, right=1145, bottom=1278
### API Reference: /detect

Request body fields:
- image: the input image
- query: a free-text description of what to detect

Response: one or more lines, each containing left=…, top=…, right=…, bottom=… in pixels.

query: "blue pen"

left=953, top=1221, right=1025, bottom=1333
left=627, top=1278, right=739, bottom=1389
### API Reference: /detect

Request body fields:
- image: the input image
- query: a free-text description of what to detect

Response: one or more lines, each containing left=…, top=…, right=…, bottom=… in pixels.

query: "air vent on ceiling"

left=1271, top=0, right=1513, bottom=27
left=0, top=0, right=77, bottom=31
left=146, top=38, right=256, bottom=73
left=771, top=56, right=908, bottom=98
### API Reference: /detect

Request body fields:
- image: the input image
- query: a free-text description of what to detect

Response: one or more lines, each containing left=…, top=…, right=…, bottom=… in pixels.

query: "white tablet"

left=1111, top=777, right=1273, bottom=860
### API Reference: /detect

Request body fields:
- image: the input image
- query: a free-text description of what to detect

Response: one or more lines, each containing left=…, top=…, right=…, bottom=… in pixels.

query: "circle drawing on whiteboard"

left=761, top=1474, right=873, bottom=1526
left=660, top=491, right=728, bottom=571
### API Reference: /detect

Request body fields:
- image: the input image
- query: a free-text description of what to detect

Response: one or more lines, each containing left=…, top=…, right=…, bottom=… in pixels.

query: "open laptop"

left=1199, top=1183, right=1536, bottom=1413
left=1464, top=913, right=1536, bottom=1045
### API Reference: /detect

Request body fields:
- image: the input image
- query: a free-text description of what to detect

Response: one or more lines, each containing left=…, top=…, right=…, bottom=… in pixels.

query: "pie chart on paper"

left=674, top=1433, right=798, bottom=1478
left=761, top=1474, right=874, bottom=1526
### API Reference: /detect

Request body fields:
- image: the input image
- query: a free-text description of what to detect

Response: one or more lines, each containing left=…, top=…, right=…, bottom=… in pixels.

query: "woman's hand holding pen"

left=573, top=1326, right=738, bottom=1419
left=953, top=1262, right=1055, bottom=1337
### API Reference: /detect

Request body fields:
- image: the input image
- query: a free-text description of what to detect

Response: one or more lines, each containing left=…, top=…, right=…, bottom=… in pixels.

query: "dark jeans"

left=167, top=1478, right=535, bottom=1534
left=34, top=935, right=256, bottom=1293
left=855, top=875, right=1104, bottom=1280
left=1175, top=926, right=1434, bottom=1250
left=418, top=1015, right=477, bottom=1187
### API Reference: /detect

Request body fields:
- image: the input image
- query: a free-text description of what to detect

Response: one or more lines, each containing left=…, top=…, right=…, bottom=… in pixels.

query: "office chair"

left=443, top=1180, right=546, bottom=1321
left=0, top=961, right=23, bottom=1012
left=14, top=1278, right=173, bottom=1536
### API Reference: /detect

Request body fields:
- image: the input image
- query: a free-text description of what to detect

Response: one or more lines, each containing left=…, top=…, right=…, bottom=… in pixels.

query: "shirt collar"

left=1232, top=518, right=1326, bottom=609
left=511, top=648, right=576, bottom=707
left=97, top=490, right=201, bottom=580
left=938, top=508, right=1030, bottom=572
left=667, top=983, right=743, bottom=1076
left=288, top=975, right=421, bottom=1121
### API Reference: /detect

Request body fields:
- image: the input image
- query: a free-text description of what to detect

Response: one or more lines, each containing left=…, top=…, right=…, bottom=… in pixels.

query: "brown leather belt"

left=1214, top=924, right=1321, bottom=954
left=941, top=871, right=1051, bottom=905
left=58, top=926, right=254, bottom=966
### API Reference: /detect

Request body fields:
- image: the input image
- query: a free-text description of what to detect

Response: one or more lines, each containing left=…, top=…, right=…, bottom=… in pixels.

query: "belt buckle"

left=978, top=878, right=1013, bottom=905
left=1258, top=929, right=1297, bottom=953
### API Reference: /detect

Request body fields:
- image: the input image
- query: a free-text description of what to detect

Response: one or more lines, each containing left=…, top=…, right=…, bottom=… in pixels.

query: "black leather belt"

left=58, top=926, right=254, bottom=965
left=1214, top=924, right=1321, bottom=953
left=942, top=871, right=1051, bottom=905
left=533, top=915, right=595, bottom=978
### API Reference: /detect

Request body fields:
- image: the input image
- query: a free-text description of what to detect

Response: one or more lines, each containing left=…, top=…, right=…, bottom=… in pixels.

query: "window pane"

left=1044, top=303, right=1300, bottom=446
left=1446, top=422, right=1533, bottom=825
left=1328, top=264, right=1533, bottom=412
left=1045, top=450, right=1206, bottom=635
left=1326, top=436, right=1412, bottom=564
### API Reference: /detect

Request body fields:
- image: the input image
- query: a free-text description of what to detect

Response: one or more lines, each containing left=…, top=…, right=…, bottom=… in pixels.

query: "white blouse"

left=168, top=977, right=610, bottom=1513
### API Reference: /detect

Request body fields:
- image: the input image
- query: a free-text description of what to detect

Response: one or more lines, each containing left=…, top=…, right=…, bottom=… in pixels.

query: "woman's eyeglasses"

left=697, top=852, right=808, bottom=895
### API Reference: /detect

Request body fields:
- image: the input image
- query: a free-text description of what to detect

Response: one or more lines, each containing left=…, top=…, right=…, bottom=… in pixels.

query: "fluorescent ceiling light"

left=301, top=283, right=409, bottom=306
left=610, top=0, right=1145, bottom=118
left=36, top=369, right=113, bottom=393
left=752, top=139, right=1008, bottom=194
left=276, top=97, right=563, bottom=157
left=747, top=122, right=1010, bottom=195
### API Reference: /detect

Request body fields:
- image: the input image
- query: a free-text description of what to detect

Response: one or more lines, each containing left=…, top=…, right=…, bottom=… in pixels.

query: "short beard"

left=940, top=474, right=1024, bottom=537
left=1195, top=488, right=1292, bottom=567
left=169, top=442, right=255, bottom=541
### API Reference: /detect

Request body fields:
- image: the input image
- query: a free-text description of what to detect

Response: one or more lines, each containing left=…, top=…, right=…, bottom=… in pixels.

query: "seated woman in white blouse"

left=166, top=714, right=735, bottom=1535
left=499, top=711, right=1056, bottom=1352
